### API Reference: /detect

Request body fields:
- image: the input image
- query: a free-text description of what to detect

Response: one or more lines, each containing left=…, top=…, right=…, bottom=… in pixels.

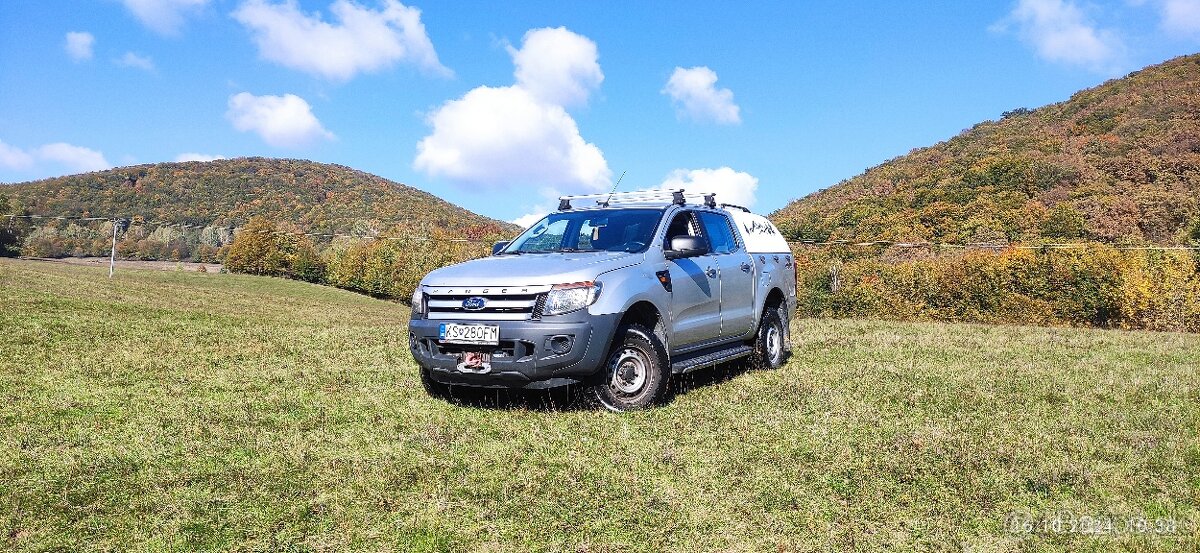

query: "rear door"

left=697, top=211, right=755, bottom=339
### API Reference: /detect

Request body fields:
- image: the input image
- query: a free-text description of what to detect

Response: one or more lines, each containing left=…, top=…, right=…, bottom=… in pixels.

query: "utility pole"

left=109, top=218, right=128, bottom=278
left=109, top=218, right=118, bottom=278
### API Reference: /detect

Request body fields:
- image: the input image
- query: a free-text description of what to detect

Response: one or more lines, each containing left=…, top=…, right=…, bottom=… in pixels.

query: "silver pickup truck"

left=408, top=190, right=797, bottom=411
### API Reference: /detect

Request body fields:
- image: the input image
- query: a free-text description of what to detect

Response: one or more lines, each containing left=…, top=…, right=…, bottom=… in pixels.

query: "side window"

left=663, top=211, right=700, bottom=250
left=698, top=212, right=739, bottom=254
left=576, top=220, right=597, bottom=250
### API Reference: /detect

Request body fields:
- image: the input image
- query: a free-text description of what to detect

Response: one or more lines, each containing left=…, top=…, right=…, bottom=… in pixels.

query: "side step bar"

left=670, top=344, right=754, bottom=374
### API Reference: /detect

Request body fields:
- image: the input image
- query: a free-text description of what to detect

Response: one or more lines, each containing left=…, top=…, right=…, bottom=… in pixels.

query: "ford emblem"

left=462, top=297, right=487, bottom=311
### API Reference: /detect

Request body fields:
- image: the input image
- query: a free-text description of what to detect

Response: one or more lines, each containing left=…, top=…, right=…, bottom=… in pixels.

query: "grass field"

left=1, top=258, right=1198, bottom=552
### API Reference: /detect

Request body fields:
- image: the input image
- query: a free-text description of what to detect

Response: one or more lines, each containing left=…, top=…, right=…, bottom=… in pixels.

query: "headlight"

left=410, top=286, right=426, bottom=317
left=542, top=281, right=601, bottom=316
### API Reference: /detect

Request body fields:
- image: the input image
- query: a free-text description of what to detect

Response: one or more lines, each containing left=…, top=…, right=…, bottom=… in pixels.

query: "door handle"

left=740, top=262, right=752, bottom=273
left=705, top=267, right=717, bottom=278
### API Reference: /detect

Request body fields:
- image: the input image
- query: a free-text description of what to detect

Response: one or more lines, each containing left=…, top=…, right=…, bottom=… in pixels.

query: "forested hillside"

left=772, top=54, right=1200, bottom=246
left=0, top=157, right=518, bottom=261
left=772, top=54, right=1200, bottom=332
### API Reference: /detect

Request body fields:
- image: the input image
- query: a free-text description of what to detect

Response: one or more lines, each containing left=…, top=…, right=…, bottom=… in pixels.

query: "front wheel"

left=751, top=307, right=787, bottom=370
left=588, top=324, right=669, bottom=412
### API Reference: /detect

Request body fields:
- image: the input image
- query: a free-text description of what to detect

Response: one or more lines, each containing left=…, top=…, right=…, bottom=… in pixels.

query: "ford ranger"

left=408, top=190, right=797, bottom=411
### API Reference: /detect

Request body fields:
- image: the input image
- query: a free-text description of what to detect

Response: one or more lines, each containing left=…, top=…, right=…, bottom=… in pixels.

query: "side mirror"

left=492, top=241, right=510, bottom=255
left=664, top=236, right=708, bottom=260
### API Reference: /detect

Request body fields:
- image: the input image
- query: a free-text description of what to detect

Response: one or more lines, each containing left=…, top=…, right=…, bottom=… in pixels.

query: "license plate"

left=438, top=323, right=500, bottom=345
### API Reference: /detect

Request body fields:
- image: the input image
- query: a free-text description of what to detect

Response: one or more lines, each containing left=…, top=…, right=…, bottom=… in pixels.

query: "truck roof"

left=556, top=189, right=792, bottom=254
left=557, top=189, right=714, bottom=210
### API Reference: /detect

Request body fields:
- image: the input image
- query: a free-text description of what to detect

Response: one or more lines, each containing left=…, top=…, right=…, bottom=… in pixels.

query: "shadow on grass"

left=434, top=358, right=758, bottom=412
left=664, top=359, right=755, bottom=404
left=434, top=385, right=590, bottom=412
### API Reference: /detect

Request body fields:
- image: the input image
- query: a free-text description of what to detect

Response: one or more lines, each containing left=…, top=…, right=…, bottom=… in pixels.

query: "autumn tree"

left=1040, top=204, right=1086, bottom=239
left=225, top=216, right=324, bottom=282
left=225, top=217, right=283, bottom=275
left=0, top=195, right=18, bottom=257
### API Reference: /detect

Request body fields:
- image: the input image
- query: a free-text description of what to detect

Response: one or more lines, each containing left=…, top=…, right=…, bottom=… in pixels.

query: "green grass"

left=1, top=258, right=1197, bottom=552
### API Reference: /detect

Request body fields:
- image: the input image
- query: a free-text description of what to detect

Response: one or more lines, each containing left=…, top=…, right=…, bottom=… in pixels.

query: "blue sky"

left=2, top=1, right=1199, bottom=225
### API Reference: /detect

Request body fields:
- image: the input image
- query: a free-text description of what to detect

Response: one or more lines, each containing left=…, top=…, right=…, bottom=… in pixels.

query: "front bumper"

left=408, top=313, right=620, bottom=389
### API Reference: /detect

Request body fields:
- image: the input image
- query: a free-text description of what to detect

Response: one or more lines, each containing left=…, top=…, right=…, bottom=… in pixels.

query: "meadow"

left=1, top=258, right=1197, bottom=551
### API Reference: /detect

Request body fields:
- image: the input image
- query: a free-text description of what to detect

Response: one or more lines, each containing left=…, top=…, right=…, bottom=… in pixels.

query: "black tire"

left=588, top=324, right=670, bottom=412
left=751, top=307, right=787, bottom=370
left=419, top=367, right=455, bottom=401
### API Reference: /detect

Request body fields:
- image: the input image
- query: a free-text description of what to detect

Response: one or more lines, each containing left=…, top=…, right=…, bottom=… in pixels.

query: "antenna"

left=599, top=171, right=626, bottom=207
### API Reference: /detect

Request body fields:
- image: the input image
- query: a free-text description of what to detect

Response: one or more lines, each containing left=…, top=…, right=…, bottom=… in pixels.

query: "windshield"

left=503, top=208, right=664, bottom=254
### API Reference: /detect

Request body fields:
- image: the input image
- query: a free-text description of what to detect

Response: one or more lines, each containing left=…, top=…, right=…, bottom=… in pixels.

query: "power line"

left=2, top=213, right=502, bottom=245
left=2, top=214, right=110, bottom=221
left=13, top=213, right=1196, bottom=251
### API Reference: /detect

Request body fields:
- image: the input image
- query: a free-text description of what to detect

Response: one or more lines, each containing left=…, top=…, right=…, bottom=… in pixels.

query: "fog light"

left=548, top=335, right=573, bottom=355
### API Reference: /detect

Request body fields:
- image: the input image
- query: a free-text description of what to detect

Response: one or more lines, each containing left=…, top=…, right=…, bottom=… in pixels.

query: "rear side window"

left=698, top=212, right=739, bottom=254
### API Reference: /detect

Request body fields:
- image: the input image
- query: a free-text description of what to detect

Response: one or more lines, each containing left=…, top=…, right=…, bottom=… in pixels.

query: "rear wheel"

left=752, top=307, right=786, bottom=370
left=588, top=324, right=669, bottom=412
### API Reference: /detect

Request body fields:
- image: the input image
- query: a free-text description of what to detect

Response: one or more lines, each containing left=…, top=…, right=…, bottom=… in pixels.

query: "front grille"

left=423, top=284, right=554, bottom=321
left=531, top=294, right=548, bottom=320
left=427, top=294, right=540, bottom=320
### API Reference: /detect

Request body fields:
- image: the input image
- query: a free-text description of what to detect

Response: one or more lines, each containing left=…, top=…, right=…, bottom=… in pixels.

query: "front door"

left=663, top=211, right=722, bottom=349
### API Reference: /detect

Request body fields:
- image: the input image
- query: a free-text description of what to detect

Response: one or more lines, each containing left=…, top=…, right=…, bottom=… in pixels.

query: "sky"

left=2, top=1, right=1200, bottom=226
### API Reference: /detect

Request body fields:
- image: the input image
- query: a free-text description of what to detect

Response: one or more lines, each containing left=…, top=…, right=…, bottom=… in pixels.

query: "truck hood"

left=421, top=251, right=642, bottom=287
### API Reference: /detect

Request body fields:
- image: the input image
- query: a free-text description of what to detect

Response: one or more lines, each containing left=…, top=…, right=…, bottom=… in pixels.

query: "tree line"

left=222, top=216, right=494, bottom=300
left=795, top=245, right=1200, bottom=332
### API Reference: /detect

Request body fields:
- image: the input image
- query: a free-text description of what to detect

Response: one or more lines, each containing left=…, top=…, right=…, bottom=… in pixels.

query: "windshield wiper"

left=557, top=247, right=599, bottom=253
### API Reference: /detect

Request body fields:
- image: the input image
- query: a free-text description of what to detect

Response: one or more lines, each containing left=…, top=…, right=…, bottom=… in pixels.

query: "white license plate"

left=438, top=323, right=500, bottom=345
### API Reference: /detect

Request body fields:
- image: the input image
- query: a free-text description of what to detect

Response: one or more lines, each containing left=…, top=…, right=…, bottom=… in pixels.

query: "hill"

left=2, top=257, right=1197, bottom=550
left=771, top=54, right=1200, bottom=246
left=0, top=157, right=519, bottom=259
left=1, top=157, right=515, bottom=234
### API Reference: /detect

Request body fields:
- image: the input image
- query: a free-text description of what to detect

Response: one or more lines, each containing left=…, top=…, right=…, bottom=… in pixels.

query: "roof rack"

left=719, top=203, right=750, bottom=213
left=558, top=189, right=717, bottom=210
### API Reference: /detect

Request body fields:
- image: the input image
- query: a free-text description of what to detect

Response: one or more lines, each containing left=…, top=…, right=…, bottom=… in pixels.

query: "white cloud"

left=511, top=209, right=550, bottom=228
left=121, top=0, right=209, bottom=35
left=0, top=140, right=35, bottom=170
left=65, top=32, right=94, bottom=61
left=37, top=143, right=111, bottom=173
left=997, top=0, right=1121, bottom=71
left=415, top=86, right=609, bottom=190
left=226, top=92, right=335, bottom=148
left=0, top=140, right=111, bottom=176
left=414, top=27, right=610, bottom=193
left=1161, top=0, right=1200, bottom=35
left=662, top=66, right=741, bottom=125
left=508, top=27, right=602, bottom=107
left=656, top=167, right=758, bottom=209
left=174, top=152, right=225, bottom=162
left=232, top=0, right=450, bottom=81
left=116, top=52, right=156, bottom=71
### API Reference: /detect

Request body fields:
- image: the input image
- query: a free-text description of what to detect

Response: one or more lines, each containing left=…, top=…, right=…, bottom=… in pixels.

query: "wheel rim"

left=610, top=348, right=648, bottom=394
left=766, top=322, right=783, bottom=363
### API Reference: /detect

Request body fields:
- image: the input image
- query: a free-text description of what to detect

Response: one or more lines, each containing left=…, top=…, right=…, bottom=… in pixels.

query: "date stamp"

left=1005, top=510, right=1192, bottom=537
